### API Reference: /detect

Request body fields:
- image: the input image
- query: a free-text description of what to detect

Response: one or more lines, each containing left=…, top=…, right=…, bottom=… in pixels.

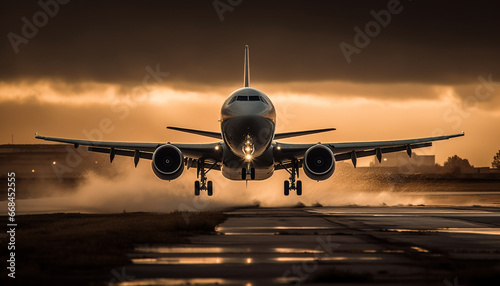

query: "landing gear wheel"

left=296, top=180, right=302, bottom=196
left=280, top=158, right=303, bottom=196
left=195, top=181, right=200, bottom=196
left=207, top=181, right=213, bottom=196
left=250, top=168, right=256, bottom=180
left=242, top=168, right=247, bottom=180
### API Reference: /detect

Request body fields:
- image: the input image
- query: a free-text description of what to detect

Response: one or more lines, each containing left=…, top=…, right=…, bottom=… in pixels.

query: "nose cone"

left=221, top=88, right=275, bottom=119
left=221, top=115, right=274, bottom=158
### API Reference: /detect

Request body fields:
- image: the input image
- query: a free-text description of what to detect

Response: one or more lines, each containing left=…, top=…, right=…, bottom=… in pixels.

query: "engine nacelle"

left=152, top=144, right=184, bottom=180
left=303, top=144, right=335, bottom=181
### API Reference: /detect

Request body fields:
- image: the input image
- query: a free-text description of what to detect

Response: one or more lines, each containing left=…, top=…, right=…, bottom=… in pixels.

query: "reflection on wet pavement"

left=117, top=278, right=251, bottom=286
left=411, top=246, right=430, bottom=253
left=118, top=206, right=500, bottom=285
left=389, top=228, right=500, bottom=236
left=132, top=255, right=384, bottom=265
left=135, top=246, right=324, bottom=254
left=215, top=225, right=338, bottom=235
left=117, top=277, right=299, bottom=286
left=437, top=228, right=500, bottom=235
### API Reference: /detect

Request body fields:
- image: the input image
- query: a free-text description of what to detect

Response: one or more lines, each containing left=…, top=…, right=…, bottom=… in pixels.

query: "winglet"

left=244, top=45, right=250, bottom=87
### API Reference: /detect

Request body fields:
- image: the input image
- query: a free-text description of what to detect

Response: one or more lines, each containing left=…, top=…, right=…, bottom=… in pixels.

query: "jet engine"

left=152, top=144, right=184, bottom=180
left=303, top=144, right=335, bottom=181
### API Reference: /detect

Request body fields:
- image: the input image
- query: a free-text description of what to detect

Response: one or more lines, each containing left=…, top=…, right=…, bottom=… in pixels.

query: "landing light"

left=215, top=145, right=220, bottom=151
left=245, top=154, right=252, bottom=160
left=277, top=145, right=281, bottom=150
left=52, top=161, right=56, bottom=165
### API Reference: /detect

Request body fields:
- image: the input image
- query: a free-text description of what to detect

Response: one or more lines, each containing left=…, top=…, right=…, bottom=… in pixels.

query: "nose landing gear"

left=241, top=166, right=256, bottom=180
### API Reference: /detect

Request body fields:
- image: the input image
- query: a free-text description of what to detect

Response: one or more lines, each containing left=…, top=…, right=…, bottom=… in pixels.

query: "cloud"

left=2, top=0, right=500, bottom=89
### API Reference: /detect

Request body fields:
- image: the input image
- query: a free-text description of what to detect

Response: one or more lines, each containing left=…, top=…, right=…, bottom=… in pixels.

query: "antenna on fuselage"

left=244, top=45, right=250, bottom=87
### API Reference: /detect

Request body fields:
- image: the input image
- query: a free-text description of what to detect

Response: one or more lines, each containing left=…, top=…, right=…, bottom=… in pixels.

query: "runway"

left=115, top=206, right=500, bottom=285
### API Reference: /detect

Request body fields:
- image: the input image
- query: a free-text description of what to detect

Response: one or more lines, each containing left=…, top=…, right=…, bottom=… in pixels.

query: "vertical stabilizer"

left=244, top=45, right=250, bottom=87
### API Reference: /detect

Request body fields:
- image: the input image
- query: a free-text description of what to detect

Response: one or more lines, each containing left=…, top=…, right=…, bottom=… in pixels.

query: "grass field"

left=0, top=211, right=225, bottom=285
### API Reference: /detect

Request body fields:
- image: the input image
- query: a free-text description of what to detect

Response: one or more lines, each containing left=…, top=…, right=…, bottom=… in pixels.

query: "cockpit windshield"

left=229, top=95, right=268, bottom=104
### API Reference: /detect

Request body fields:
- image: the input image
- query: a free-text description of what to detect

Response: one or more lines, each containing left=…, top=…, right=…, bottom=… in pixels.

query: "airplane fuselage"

left=220, top=87, right=276, bottom=180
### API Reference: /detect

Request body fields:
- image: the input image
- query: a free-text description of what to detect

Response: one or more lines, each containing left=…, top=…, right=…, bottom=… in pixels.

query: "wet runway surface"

left=117, top=206, right=500, bottom=285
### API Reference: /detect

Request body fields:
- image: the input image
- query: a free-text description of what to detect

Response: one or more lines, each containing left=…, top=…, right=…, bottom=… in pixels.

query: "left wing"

left=275, top=132, right=464, bottom=168
left=35, top=135, right=222, bottom=167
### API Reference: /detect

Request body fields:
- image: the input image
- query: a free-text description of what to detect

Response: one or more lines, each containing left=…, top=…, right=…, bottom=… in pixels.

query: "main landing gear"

left=194, top=159, right=217, bottom=196
left=281, top=159, right=302, bottom=196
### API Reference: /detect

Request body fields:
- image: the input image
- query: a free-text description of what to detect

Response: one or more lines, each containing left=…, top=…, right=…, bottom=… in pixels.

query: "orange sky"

left=0, top=79, right=498, bottom=167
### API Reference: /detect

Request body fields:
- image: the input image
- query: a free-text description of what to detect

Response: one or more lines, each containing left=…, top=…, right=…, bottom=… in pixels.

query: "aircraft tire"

left=195, top=181, right=200, bottom=196
left=284, top=181, right=290, bottom=196
left=207, top=181, right=213, bottom=196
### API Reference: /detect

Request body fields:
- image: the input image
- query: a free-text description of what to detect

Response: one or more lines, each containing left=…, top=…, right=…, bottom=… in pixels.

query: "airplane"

left=36, top=45, right=464, bottom=196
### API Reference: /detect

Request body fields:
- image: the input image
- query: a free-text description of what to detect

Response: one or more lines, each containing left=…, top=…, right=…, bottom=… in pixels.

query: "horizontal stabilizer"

left=167, top=126, right=222, bottom=139
left=275, top=128, right=336, bottom=140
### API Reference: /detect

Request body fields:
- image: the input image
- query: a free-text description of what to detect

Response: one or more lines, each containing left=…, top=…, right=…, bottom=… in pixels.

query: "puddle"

left=215, top=225, right=338, bottom=235
left=115, top=278, right=226, bottom=286
left=360, top=249, right=405, bottom=254
left=133, top=245, right=391, bottom=266
left=135, top=246, right=325, bottom=255
left=388, top=228, right=500, bottom=236
left=273, top=256, right=382, bottom=262
left=309, top=208, right=494, bottom=216
left=273, top=248, right=323, bottom=254
left=216, top=226, right=336, bottom=234
left=221, top=232, right=277, bottom=236
left=135, top=246, right=250, bottom=254
left=132, top=257, right=254, bottom=265
left=216, top=226, right=335, bottom=230
left=132, top=255, right=383, bottom=265
left=115, top=277, right=302, bottom=286
left=381, top=249, right=405, bottom=253
left=411, top=246, right=430, bottom=253
left=437, top=228, right=500, bottom=236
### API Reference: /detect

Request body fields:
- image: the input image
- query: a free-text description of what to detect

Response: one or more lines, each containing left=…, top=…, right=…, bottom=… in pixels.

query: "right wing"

left=275, top=132, right=465, bottom=168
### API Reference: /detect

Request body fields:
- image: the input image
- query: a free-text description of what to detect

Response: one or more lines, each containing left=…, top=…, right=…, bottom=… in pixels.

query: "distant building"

left=370, top=152, right=435, bottom=168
